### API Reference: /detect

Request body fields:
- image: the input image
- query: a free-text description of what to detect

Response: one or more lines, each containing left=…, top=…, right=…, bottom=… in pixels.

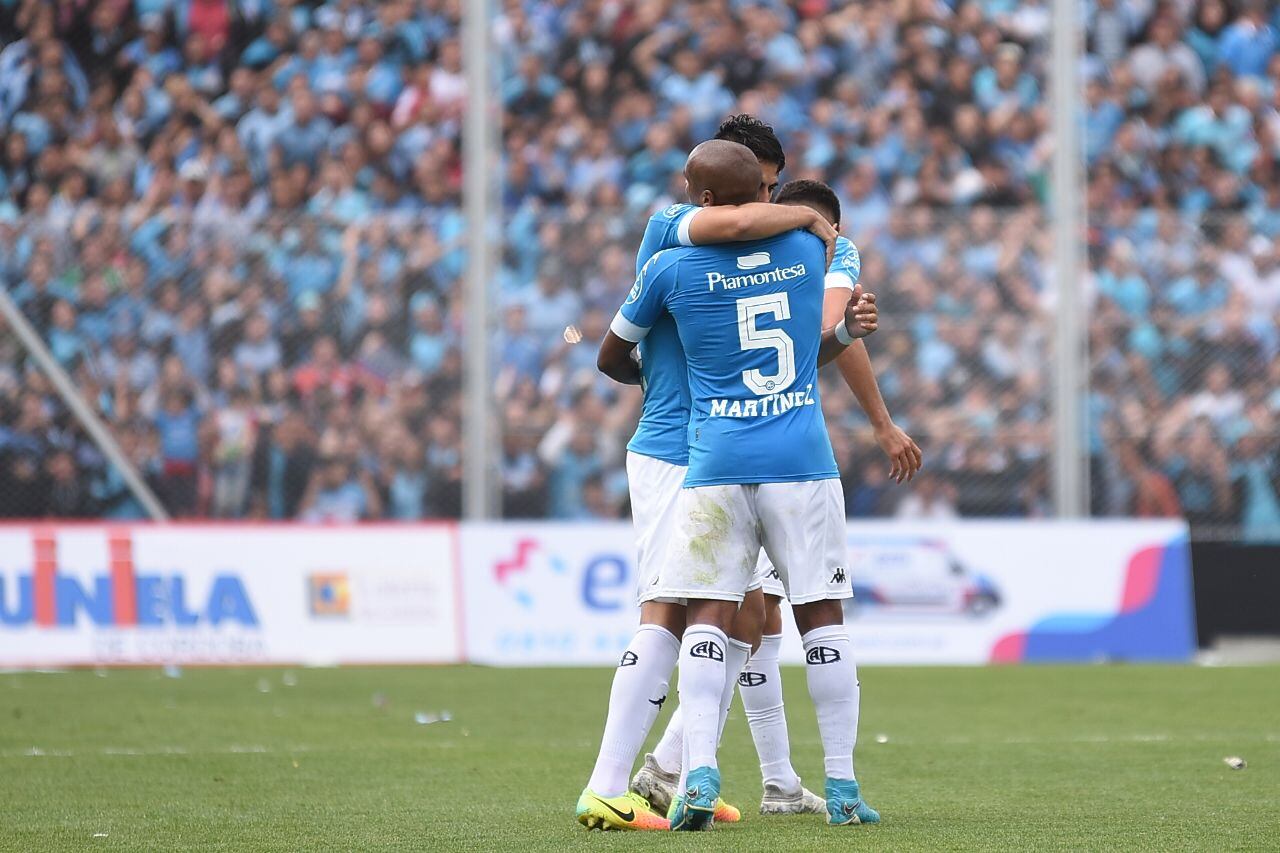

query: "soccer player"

left=574, top=136, right=843, bottom=832
left=607, top=140, right=879, bottom=829
left=632, top=116, right=920, bottom=817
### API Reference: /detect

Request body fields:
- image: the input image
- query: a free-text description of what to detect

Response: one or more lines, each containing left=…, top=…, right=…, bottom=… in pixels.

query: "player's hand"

left=843, top=284, right=877, bottom=339
left=806, top=213, right=838, bottom=269
left=874, top=422, right=923, bottom=484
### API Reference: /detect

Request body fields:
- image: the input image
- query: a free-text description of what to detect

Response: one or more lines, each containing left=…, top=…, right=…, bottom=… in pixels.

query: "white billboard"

left=461, top=522, right=641, bottom=665
left=0, top=520, right=1193, bottom=667
left=462, top=520, right=1195, bottom=666
left=0, top=524, right=462, bottom=666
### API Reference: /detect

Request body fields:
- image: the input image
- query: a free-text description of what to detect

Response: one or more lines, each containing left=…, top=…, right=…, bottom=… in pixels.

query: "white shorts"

left=655, top=478, right=851, bottom=605
left=627, top=452, right=687, bottom=604
left=754, top=551, right=788, bottom=598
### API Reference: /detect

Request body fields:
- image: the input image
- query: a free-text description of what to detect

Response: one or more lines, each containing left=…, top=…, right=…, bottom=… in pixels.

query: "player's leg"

left=658, top=484, right=761, bottom=830
left=739, top=576, right=825, bottom=815
left=636, top=591, right=750, bottom=823
left=578, top=454, right=686, bottom=831
left=759, top=478, right=878, bottom=826
left=671, top=596, right=737, bottom=830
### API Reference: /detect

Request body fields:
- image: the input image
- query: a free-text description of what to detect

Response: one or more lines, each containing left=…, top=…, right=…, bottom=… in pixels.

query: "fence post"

left=462, top=0, right=498, bottom=519
left=1050, top=0, right=1087, bottom=517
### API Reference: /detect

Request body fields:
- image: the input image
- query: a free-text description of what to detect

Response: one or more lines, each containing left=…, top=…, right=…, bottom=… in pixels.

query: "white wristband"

left=834, top=321, right=856, bottom=346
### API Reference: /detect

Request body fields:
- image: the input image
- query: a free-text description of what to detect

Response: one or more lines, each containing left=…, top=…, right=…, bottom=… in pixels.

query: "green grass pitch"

left=2, top=665, right=1278, bottom=851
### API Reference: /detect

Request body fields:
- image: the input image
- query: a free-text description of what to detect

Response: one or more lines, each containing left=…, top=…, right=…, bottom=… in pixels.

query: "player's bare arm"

left=819, top=282, right=922, bottom=483
left=688, top=204, right=837, bottom=268
left=818, top=284, right=877, bottom=367
left=597, top=331, right=642, bottom=385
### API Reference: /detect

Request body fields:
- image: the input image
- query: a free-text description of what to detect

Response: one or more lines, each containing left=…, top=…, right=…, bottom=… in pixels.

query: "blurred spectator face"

left=51, top=300, right=75, bottom=330
left=313, top=337, right=339, bottom=367
left=292, top=90, right=317, bottom=124
left=995, top=46, right=1022, bottom=87
left=569, top=425, right=595, bottom=456
left=1204, top=364, right=1231, bottom=394
left=27, top=256, right=51, bottom=288
left=503, top=304, right=528, bottom=335
left=322, top=457, right=350, bottom=488
left=673, top=50, right=700, bottom=80
left=439, top=40, right=461, bottom=73
left=47, top=450, right=76, bottom=483
left=246, top=314, right=271, bottom=342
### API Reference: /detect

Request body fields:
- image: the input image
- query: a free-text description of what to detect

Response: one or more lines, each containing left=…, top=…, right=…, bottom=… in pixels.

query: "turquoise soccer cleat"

left=825, top=778, right=880, bottom=826
left=669, top=766, right=720, bottom=831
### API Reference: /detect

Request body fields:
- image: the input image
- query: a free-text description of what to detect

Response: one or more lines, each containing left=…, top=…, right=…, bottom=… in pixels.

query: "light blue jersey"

left=828, top=236, right=861, bottom=290
left=625, top=203, right=699, bottom=466
left=612, top=230, right=839, bottom=487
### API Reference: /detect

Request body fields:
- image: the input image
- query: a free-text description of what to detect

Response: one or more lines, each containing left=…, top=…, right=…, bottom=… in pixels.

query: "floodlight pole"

left=0, top=288, right=169, bottom=521
left=1050, top=0, right=1087, bottom=517
left=462, top=0, right=498, bottom=519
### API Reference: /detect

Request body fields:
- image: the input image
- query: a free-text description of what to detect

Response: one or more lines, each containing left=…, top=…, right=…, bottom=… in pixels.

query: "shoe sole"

left=761, top=801, right=825, bottom=815
left=631, top=774, right=674, bottom=814
left=672, top=805, right=715, bottom=831
left=578, top=813, right=621, bottom=831
left=577, top=810, right=667, bottom=832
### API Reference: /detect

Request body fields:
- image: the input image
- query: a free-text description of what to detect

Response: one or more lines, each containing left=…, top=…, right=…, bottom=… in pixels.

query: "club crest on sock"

left=690, top=640, right=723, bottom=661
left=805, top=646, right=841, bottom=665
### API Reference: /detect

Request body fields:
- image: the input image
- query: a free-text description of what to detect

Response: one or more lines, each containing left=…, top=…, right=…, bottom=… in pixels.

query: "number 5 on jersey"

left=736, top=293, right=796, bottom=395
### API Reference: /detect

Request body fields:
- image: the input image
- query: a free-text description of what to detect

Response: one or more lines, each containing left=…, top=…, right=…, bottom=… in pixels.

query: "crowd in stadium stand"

left=0, top=0, right=1277, bottom=538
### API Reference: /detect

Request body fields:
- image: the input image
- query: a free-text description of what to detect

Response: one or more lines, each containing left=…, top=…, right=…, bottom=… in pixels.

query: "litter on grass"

left=414, top=711, right=453, bottom=725
left=1224, top=756, right=1247, bottom=769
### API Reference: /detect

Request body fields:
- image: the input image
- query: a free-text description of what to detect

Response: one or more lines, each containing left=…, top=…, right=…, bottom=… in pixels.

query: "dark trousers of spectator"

left=503, top=485, right=549, bottom=519
left=431, top=478, right=462, bottom=518
left=1090, top=455, right=1110, bottom=517
left=161, top=461, right=198, bottom=517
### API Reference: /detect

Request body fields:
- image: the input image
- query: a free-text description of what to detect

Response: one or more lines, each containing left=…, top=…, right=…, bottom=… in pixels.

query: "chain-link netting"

left=2, top=0, right=1279, bottom=541
left=1086, top=210, right=1280, bottom=542
left=495, top=205, right=1054, bottom=521
left=1, top=211, right=467, bottom=521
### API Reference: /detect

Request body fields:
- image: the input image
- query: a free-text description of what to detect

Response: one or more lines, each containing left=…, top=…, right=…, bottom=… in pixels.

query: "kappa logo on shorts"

left=690, top=640, right=724, bottom=661
left=619, top=650, right=638, bottom=667
left=831, top=567, right=847, bottom=584
left=738, top=671, right=767, bottom=687
left=649, top=693, right=667, bottom=709
left=806, top=646, right=842, bottom=665
left=767, top=568, right=781, bottom=580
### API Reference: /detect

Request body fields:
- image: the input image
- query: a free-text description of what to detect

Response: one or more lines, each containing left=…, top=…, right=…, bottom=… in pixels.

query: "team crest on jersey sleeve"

left=842, top=245, right=861, bottom=282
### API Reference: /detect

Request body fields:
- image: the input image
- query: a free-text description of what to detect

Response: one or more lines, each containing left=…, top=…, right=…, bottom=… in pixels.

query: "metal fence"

left=5, top=203, right=1275, bottom=538
left=2, top=0, right=1279, bottom=542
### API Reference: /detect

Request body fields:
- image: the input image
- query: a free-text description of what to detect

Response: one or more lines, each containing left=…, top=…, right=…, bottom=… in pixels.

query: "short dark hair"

left=774, top=179, right=841, bottom=227
left=714, top=114, right=785, bottom=174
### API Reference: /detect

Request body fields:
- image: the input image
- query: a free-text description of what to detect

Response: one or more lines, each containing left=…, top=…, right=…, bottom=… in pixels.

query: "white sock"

left=652, top=705, right=683, bottom=777
left=677, top=624, right=728, bottom=778
left=717, top=637, right=752, bottom=742
left=802, top=625, right=860, bottom=781
left=739, top=633, right=802, bottom=792
left=586, top=624, right=680, bottom=796
left=665, top=633, right=747, bottom=789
